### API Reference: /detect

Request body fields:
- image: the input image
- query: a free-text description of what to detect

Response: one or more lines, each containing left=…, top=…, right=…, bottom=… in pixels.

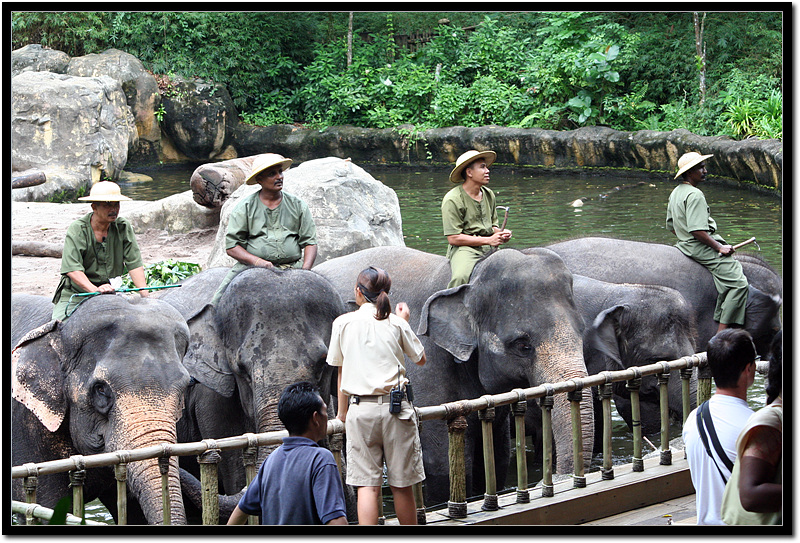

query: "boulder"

left=67, top=49, right=162, bottom=156
left=206, top=157, right=405, bottom=268
left=160, top=75, right=239, bottom=161
left=11, top=44, right=70, bottom=76
left=11, top=71, right=138, bottom=200
left=125, top=190, right=220, bottom=234
left=190, top=155, right=259, bottom=209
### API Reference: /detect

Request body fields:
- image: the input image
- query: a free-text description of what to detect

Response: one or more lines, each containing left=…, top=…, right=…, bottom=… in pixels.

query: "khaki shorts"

left=344, top=397, right=425, bottom=488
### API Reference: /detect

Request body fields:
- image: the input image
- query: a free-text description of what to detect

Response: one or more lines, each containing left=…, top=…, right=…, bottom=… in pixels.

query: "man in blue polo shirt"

left=227, top=382, right=348, bottom=525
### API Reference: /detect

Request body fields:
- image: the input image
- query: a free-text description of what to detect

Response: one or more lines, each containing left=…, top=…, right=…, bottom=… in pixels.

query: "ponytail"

left=357, top=266, right=392, bottom=320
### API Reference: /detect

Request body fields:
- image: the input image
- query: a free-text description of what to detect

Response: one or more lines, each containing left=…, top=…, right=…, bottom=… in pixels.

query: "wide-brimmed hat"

left=78, top=181, right=132, bottom=202
left=674, top=152, right=713, bottom=179
left=244, top=153, right=293, bottom=185
left=449, top=150, right=497, bottom=183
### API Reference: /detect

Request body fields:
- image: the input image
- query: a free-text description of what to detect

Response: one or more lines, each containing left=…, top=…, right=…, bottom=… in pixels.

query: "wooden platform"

left=388, top=451, right=696, bottom=526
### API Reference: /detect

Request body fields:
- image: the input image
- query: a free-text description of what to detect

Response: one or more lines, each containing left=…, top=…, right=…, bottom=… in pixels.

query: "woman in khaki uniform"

left=666, top=151, right=749, bottom=332
left=327, top=266, right=426, bottom=525
left=211, top=153, right=317, bottom=305
left=441, top=150, right=512, bottom=288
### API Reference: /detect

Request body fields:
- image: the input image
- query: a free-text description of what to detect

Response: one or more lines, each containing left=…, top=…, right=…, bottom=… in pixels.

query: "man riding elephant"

left=667, top=151, right=749, bottom=334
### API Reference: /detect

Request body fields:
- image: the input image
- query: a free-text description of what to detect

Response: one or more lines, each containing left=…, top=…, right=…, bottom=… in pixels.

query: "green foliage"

left=122, top=260, right=202, bottom=289
left=11, top=11, right=783, bottom=140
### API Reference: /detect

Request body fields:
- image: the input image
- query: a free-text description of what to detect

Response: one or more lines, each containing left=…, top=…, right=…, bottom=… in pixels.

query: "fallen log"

left=12, top=171, right=46, bottom=189
left=12, top=240, right=63, bottom=258
left=190, top=155, right=258, bottom=209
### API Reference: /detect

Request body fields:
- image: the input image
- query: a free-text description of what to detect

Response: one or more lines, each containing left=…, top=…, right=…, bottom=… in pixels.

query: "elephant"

left=158, top=266, right=348, bottom=510
left=314, top=246, right=593, bottom=506
left=546, top=237, right=782, bottom=357
left=11, top=293, right=192, bottom=525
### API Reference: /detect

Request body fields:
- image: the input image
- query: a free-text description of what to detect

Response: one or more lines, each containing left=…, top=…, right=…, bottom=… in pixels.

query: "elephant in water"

left=11, top=293, right=192, bottom=525
left=159, top=267, right=348, bottom=513
left=546, top=237, right=782, bottom=357
left=314, top=246, right=593, bottom=506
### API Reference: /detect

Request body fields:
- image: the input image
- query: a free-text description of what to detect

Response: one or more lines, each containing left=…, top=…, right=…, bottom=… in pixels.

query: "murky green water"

left=111, top=161, right=782, bottom=516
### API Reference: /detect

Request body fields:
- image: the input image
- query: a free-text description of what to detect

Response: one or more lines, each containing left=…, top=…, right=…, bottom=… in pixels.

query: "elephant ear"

left=183, top=304, right=236, bottom=397
left=586, top=305, right=626, bottom=371
left=11, top=320, right=67, bottom=432
left=417, top=284, right=477, bottom=363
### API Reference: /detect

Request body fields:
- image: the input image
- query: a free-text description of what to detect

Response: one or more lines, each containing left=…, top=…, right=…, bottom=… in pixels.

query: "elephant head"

left=582, top=281, right=698, bottom=441
left=11, top=294, right=191, bottom=525
left=419, top=248, right=593, bottom=474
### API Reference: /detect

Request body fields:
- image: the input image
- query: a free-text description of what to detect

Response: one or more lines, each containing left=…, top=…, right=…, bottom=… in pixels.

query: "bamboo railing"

left=11, top=353, right=770, bottom=526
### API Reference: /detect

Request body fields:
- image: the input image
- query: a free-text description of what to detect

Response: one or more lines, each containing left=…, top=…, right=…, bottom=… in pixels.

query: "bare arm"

left=127, top=266, right=149, bottom=297
left=325, top=516, right=348, bottom=525
left=226, top=245, right=273, bottom=268
left=335, top=366, right=348, bottom=423
left=691, top=230, right=734, bottom=256
left=226, top=505, right=250, bottom=525
left=738, top=425, right=782, bottom=513
left=446, top=229, right=510, bottom=248
left=396, top=303, right=426, bottom=366
left=66, top=270, right=115, bottom=294
left=302, top=244, right=318, bottom=270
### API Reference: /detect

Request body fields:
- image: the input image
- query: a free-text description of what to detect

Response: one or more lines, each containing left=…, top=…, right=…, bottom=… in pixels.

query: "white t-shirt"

left=682, top=394, right=754, bottom=525
left=326, top=302, right=425, bottom=396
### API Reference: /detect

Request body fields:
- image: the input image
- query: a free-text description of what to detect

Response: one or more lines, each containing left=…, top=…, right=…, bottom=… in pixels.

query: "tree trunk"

left=347, top=12, right=353, bottom=68
left=12, top=241, right=63, bottom=258
left=694, top=12, right=707, bottom=107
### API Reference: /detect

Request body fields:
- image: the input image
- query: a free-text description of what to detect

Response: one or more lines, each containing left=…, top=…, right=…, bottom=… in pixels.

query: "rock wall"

left=231, top=124, right=782, bottom=191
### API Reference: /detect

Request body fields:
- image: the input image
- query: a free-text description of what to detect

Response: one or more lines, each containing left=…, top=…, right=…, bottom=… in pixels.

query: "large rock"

left=160, top=75, right=238, bottom=161
left=11, top=71, right=138, bottom=200
left=206, top=157, right=405, bottom=268
left=125, top=190, right=220, bottom=234
left=67, top=49, right=162, bottom=156
left=11, top=44, right=70, bottom=76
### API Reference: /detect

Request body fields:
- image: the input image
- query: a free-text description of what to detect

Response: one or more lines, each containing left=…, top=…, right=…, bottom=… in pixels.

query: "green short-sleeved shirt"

left=52, top=213, right=144, bottom=318
left=441, top=185, right=498, bottom=253
left=666, top=183, right=723, bottom=257
left=225, top=190, right=317, bottom=266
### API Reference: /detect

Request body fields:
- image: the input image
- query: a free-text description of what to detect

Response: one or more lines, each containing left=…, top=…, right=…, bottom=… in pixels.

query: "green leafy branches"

left=122, top=260, right=201, bottom=289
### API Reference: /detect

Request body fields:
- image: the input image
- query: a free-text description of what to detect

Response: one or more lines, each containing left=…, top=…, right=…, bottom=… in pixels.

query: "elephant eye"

left=508, top=336, right=533, bottom=357
left=91, top=381, right=114, bottom=416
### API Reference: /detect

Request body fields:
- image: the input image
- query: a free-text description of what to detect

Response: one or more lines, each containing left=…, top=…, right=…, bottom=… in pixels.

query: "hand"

left=718, top=244, right=734, bottom=256
left=97, top=283, right=116, bottom=294
left=257, top=258, right=274, bottom=268
left=395, top=302, right=411, bottom=322
left=336, top=412, right=346, bottom=424
left=499, top=229, right=512, bottom=242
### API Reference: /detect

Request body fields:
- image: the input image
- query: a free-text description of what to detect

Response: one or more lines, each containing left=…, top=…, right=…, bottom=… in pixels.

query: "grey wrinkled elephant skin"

left=315, top=246, right=594, bottom=506
left=11, top=293, right=192, bottom=525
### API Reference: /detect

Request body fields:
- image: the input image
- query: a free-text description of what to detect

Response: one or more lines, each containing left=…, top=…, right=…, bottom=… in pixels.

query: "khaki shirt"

left=226, top=191, right=317, bottom=266
left=52, top=213, right=143, bottom=305
left=327, top=303, right=425, bottom=397
left=666, top=183, right=723, bottom=258
left=441, top=184, right=498, bottom=238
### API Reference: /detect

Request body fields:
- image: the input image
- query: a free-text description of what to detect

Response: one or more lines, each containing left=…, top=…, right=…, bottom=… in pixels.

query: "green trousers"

left=446, top=245, right=490, bottom=288
left=685, top=243, right=749, bottom=326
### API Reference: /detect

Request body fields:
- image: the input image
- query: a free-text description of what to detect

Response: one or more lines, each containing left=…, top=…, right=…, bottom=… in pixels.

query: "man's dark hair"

left=766, top=330, right=782, bottom=404
left=706, top=328, right=756, bottom=388
left=277, top=381, right=325, bottom=436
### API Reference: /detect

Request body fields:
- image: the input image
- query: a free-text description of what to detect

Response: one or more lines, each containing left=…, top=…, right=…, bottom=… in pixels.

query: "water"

left=112, top=162, right=783, bottom=515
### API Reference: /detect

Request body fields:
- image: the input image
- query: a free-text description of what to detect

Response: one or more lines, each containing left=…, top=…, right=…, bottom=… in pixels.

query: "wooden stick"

left=720, top=237, right=756, bottom=255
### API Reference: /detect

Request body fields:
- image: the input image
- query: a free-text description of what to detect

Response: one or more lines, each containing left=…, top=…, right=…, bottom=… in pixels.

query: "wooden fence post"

left=658, top=363, right=672, bottom=466
left=447, top=415, right=468, bottom=519
left=198, top=446, right=222, bottom=525
left=114, top=462, right=128, bottom=525
left=600, top=376, right=615, bottom=480
left=23, top=464, right=39, bottom=525
left=68, top=456, right=86, bottom=520
left=540, top=385, right=555, bottom=497
left=158, top=456, right=172, bottom=526
left=478, top=396, right=498, bottom=511
left=567, top=380, right=586, bottom=488
left=511, top=389, right=530, bottom=502
left=241, top=434, right=260, bottom=525
left=626, top=370, right=644, bottom=472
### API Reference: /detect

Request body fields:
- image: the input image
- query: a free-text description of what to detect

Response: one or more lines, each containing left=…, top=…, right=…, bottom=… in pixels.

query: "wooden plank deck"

left=387, top=449, right=698, bottom=526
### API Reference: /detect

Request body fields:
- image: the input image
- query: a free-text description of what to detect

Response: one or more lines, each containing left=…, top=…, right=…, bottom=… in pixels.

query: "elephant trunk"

left=535, top=324, right=594, bottom=474
left=109, top=394, right=186, bottom=525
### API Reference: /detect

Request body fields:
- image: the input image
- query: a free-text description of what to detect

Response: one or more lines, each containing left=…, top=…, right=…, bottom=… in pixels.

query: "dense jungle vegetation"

left=11, top=11, right=783, bottom=140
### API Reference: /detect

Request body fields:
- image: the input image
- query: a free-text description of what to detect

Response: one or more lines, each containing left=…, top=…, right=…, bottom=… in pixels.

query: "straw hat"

left=244, top=153, right=293, bottom=185
left=674, top=152, right=713, bottom=179
left=449, top=150, right=497, bottom=183
left=78, top=181, right=132, bottom=202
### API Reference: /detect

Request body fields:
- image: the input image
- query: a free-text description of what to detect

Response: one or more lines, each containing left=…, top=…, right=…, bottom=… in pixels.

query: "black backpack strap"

left=696, top=401, right=732, bottom=484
